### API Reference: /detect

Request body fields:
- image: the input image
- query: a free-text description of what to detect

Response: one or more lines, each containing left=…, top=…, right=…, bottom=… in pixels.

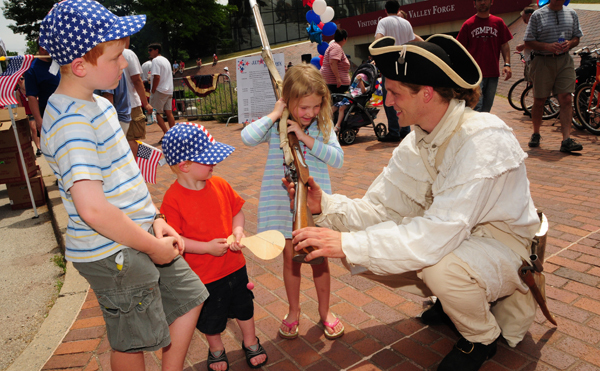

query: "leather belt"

left=536, top=52, right=568, bottom=57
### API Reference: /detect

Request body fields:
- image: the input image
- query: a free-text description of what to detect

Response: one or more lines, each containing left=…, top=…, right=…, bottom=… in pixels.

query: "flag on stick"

left=136, top=141, right=165, bottom=184
left=0, top=55, right=34, bottom=107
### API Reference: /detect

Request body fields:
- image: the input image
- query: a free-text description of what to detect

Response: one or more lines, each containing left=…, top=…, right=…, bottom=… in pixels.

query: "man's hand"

left=153, top=218, right=185, bottom=254
left=336, top=76, right=342, bottom=88
left=206, top=238, right=230, bottom=256
left=148, top=237, right=180, bottom=265
left=292, top=227, right=345, bottom=261
left=144, top=103, right=153, bottom=112
left=547, top=42, right=565, bottom=55
left=282, top=176, right=323, bottom=215
left=502, top=66, right=512, bottom=81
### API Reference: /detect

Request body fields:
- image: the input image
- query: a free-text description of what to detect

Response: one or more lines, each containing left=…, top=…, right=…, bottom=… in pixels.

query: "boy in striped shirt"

left=38, top=1, right=208, bottom=370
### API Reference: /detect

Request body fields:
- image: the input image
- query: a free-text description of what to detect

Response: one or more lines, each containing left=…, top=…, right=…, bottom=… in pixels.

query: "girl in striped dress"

left=241, top=64, right=345, bottom=340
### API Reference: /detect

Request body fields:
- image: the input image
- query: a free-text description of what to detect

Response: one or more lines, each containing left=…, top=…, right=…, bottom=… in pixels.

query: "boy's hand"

left=229, top=231, right=246, bottom=251
left=153, top=218, right=185, bottom=254
left=148, top=237, right=180, bottom=265
left=207, top=238, right=230, bottom=256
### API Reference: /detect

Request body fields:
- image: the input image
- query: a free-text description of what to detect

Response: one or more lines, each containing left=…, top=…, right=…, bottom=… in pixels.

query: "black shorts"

left=196, top=265, right=254, bottom=335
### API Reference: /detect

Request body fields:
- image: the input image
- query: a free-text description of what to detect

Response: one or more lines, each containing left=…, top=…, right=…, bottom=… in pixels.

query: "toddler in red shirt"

left=161, top=122, right=268, bottom=371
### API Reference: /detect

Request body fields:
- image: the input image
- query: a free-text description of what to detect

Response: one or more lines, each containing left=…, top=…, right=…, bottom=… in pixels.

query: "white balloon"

left=312, top=0, right=327, bottom=15
left=321, top=7, right=335, bottom=23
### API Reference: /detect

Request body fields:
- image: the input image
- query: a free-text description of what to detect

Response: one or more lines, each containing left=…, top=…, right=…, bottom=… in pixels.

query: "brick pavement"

left=41, top=95, right=600, bottom=371
left=40, top=13, right=600, bottom=370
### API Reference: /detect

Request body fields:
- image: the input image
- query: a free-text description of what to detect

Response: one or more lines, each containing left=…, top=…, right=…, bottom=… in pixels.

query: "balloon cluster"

left=304, top=0, right=337, bottom=70
left=538, top=0, right=569, bottom=5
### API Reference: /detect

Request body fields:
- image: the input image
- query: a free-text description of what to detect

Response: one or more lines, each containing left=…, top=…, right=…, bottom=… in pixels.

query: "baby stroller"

left=331, top=63, right=386, bottom=145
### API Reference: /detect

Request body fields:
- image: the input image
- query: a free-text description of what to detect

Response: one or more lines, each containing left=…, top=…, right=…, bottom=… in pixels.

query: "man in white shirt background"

left=148, top=43, right=174, bottom=137
left=123, top=40, right=153, bottom=158
left=374, top=0, right=422, bottom=142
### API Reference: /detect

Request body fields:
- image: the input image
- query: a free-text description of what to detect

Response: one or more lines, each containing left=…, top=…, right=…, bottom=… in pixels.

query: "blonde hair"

left=282, top=64, right=333, bottom=143
left=60, top=37, right=129, bottom=75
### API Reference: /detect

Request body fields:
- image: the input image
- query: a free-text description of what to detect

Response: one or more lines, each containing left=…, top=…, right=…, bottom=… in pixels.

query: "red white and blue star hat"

left=162, top=122, right=235, bottom=166
left=39, top=0, right=146, bottom=67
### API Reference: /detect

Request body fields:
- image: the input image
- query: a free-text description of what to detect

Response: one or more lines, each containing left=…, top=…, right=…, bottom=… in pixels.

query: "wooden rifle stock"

left=288, top=133, right=324, bottom=264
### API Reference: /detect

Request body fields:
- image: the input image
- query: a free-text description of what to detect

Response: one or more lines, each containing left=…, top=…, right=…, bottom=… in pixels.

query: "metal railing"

left=172, top=74, right=237, bottom=123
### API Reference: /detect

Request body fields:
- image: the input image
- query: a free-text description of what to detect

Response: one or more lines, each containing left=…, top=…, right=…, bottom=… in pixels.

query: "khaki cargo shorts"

left=74, top=248, right=208, bottom=353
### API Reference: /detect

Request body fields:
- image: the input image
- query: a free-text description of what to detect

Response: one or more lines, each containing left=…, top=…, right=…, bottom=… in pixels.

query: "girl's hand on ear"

left=267, top=98, right=286, bottom=124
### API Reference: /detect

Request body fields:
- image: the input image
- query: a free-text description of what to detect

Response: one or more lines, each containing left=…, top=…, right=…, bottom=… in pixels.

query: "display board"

left=236, top=53, right=285, bottom=125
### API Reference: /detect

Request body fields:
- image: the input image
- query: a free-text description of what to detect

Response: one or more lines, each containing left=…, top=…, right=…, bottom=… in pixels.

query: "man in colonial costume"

left=288, top=35, right=541, bottom=370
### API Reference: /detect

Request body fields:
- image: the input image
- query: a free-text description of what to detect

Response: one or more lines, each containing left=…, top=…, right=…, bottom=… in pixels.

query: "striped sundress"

left=241, top=116, right=344, bottom=238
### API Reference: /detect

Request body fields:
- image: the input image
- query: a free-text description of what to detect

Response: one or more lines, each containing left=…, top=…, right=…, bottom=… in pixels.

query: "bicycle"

left=508, top=52, right=560, bottom=119
left=507, top=52, right=529, bottom=111
left=574, top=47, right=600, bottom=135
left=520, top=86, right=560, bottom=120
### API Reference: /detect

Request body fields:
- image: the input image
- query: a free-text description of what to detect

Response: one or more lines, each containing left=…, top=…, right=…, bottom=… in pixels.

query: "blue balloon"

left=322, top=22, right=337, bottom=37
left=539, top=0, right=569, bottom=6
left=310, top=56, right=321, bottom=70
left=306, top=22, right=323, bottom=44
left=306, top=10, right=320, bottom=24
left=317, top=41, right=329, bottom=56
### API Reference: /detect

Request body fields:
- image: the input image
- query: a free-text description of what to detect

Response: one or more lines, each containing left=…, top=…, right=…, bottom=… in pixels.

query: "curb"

left=7, top=157, right=89, bottom=371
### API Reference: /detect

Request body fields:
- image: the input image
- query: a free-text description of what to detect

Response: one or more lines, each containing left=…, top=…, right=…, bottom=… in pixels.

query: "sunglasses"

left=524, top=9, right=534, bottom=14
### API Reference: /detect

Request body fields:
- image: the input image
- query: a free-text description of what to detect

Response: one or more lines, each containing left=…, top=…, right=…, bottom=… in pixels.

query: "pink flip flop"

left=322, top=315, right=344, bottom=340
left=278, top=317, right=299, bottom=340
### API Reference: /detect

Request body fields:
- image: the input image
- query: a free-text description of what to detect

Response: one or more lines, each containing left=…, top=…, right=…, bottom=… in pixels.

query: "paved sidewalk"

left=39, top=95, right=600, bottom=370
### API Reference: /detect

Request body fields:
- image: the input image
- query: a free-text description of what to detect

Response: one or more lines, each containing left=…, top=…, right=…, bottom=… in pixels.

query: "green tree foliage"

left=2, top=0, right=57, bottom=42
left=2, top=0, right=235, bottom=63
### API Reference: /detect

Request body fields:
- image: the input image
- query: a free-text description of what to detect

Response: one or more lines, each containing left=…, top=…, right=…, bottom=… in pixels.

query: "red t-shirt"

left=161, top=176, right=246, bottom=284
left=457, top=15, right=513, bottom=78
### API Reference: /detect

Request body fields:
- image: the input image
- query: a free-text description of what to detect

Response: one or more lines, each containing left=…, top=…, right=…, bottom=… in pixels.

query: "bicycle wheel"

left=508, top=78, right=528, bottom=111
left=574, top=83, right=600, bottom=135
left=570, top=92, right=585, bottom=130
left=521, top=85, right=561, bottom=120
left=574, top=83, right=592, bottom=127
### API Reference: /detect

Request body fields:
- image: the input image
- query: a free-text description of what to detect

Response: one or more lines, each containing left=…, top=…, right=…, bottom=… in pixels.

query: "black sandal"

left=241, top=337, right=268, bottom=369
left=206, top=349, right=229, bottom=371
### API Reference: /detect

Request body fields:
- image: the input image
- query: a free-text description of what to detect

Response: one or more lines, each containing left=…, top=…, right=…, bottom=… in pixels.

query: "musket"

left=249, top=0, right=323, bottom=264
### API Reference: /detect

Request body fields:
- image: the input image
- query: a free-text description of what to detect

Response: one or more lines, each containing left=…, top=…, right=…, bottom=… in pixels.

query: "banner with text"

left=335, top=0, right=531, bottom=38
left=237, top=53, right=286, bottom=125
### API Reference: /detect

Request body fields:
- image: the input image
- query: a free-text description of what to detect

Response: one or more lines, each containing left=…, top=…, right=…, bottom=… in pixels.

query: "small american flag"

left=136, top=142, right=164, bottom=184
left=0, top=55, right=34, bottom=107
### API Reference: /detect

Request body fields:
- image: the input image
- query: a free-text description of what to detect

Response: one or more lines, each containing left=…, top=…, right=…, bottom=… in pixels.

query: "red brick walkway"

left=42, top=95, right=600, bottom=370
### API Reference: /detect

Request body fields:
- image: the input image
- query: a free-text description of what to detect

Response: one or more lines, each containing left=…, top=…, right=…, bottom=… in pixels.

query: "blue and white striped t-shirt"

left=41, top=94, right=155, bottom=262
left=523, top=6, right=583, bottom=54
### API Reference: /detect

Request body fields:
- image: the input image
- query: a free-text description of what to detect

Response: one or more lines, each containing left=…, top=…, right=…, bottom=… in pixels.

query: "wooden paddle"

left=227, top=230, right=285, bottom=260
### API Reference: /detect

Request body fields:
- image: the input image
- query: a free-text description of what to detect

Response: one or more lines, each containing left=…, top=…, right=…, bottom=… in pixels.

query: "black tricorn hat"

left=369, top=34, right=482, bottom=89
